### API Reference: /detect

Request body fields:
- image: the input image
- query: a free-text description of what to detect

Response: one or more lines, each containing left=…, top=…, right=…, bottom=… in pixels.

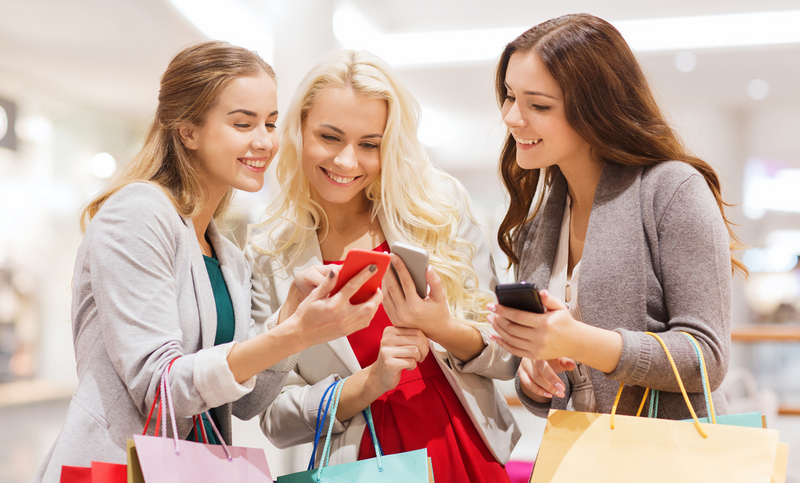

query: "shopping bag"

left=59, top=461, right=126, bottom=483
left=127, top=360, right=273, bottom=483
left=528, top=331, right=783, bottom=483
left=277, top=378, right=434, bottom=482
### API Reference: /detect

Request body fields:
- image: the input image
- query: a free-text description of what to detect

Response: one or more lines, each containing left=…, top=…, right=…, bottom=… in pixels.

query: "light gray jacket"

left=33, top=183, right=291, bottom=483
left=515, top=161, right=732, bottom=419
left=246, top=186, right=521, bottom=465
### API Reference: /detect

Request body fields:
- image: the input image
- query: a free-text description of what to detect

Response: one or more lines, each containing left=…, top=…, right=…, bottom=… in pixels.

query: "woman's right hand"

left=368, top=326, right=429, bottom=394
left=288, top=264, right=382, bottom=348
left=517, top=356, right=575, bottom=404
left=279, top=265, right=339, bottom=324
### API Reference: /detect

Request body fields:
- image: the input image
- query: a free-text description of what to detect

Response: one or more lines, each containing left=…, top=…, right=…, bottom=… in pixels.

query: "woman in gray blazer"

left=488, top=14, right=743, bottom=420
left=33, top=41, right=379, bottom=483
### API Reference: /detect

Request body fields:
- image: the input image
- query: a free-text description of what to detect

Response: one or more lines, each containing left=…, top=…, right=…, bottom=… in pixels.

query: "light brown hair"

left=495, top=13, right=746, bottom=275
left=80, top=40, right=275, bottom=231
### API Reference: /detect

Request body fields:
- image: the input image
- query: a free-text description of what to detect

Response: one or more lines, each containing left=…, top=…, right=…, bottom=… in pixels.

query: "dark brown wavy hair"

left=495, top=13, right=745, bottom=276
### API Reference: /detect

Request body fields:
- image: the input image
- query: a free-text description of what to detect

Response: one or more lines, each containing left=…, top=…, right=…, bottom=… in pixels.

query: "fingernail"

left=486, top=303, right=496, bottom=312
left=556, top=383, right=565, bottom=392
left=543, top=392, right=553, bottom=398
left=369, top=264, right=377, bottom=273
left=541, top=289, right=549, bottom=298
left=328, top=271, right=335, bottom=279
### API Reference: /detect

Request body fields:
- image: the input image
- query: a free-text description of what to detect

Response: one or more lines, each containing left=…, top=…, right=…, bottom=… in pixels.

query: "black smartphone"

left=494, top=282, right=544, bottom=313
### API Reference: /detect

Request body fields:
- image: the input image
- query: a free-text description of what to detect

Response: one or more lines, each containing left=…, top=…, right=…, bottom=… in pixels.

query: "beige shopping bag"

left=529, top=332, right=784, bottom=483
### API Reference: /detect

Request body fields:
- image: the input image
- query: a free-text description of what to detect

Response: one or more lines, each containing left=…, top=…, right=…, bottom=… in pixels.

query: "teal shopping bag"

left=277, top=378, right=434, bottom=482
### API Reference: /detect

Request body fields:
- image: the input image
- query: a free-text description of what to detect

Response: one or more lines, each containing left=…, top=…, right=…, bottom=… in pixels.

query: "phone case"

left=390, top=242, right=429, bottom=298
left=330, top=249, right=392, bottom=304
left=494, top=282, right=544, bottom=313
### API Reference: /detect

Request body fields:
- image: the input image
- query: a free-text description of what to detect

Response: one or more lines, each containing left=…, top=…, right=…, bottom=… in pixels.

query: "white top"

left=549, top=194, right=595, bottom=412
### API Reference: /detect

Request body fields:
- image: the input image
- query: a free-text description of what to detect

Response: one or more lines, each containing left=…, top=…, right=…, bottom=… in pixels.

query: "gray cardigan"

left=34, top=183, right=290, bottom=483
left=514, top=161, right=732, bottom=419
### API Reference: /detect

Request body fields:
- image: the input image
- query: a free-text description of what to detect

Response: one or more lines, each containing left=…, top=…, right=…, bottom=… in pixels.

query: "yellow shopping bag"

left=529, top=332, right=786, bottom=483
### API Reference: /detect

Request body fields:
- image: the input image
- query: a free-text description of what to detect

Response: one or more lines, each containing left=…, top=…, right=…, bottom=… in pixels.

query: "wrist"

left=426, top=314, right=459, bottom=344
left=365, top=364, right=389, bottom=397
left=270, top=314, right=308, bottom=354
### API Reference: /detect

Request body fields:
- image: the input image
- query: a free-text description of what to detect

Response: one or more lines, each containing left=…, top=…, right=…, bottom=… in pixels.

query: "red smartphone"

left=330, top=249, right=392, bottom=304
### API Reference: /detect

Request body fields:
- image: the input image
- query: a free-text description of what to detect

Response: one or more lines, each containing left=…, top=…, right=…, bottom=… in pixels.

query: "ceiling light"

left=90, top=153, right=117, bottom=179
left=748, top=79, right=770, bottom=100
left=674, top=52, right=697, bottom=72
left=333, top=5, right=800, bottom=67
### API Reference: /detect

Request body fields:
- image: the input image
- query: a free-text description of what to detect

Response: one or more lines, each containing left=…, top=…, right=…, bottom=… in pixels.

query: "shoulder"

left=99, top=182, right=179, bottom=221
left=640, top=161, right=720, bottom=227
left=640, top=161, right=705, bottom=197
left=89, top=182, right=183, bottom=238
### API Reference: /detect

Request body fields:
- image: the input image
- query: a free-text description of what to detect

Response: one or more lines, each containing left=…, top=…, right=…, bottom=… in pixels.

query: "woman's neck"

left=194, top=190, right=225, bottom=257
left=316, top=193, right=384, bottom=261
left=560, top=157, right=603, bottom=212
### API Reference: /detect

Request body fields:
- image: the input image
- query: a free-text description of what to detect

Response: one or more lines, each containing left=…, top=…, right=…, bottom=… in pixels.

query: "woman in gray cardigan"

left=488, top=14, right=744, bottom=420
left=33, top=41, right=380, bottom=483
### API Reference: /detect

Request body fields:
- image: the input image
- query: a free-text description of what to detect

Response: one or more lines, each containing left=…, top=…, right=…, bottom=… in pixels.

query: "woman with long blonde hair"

left=247, top=49, right=519, bottom=481
left=34, top=41, right=379, bottom=483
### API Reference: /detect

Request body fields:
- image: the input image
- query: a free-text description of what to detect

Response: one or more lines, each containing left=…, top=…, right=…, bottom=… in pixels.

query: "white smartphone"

left=390, top=241, right=429, bottom=298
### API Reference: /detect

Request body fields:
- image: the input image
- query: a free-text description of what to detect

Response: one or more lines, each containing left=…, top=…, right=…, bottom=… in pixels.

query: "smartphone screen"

left=330, top=249, right=392, bottom=304
left=494, top=282, right=544, bottom=313
left=390, top=242, right=429, bottom=298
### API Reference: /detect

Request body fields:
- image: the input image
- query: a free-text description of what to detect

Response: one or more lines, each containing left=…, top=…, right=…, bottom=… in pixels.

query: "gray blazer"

left=515, top=161, right=732, bottom=420
left=34, top=183, right=289, bottom=483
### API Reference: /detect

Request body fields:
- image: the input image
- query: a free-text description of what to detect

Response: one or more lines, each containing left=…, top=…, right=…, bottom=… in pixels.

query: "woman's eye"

left=504, top=95, right=516, bottom=103
left=361, top=143, right=379, bottom=150
left=235, top=123, right=251, bottom=129
left=266, top=123, right=277, bottom=130
left=532, top=104, right=550, bottom=112
left=321, top=134, right=339, bottom=142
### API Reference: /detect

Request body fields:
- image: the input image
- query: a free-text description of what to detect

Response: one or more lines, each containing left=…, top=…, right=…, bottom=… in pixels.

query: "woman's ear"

left=178, top=124, right=200, bottom=150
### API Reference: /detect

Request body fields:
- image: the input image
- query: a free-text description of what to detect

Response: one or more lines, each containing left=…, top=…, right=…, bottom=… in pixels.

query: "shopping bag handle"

left=307, top=380, right=339, bottom=471
left=632, top=332, right=718, bottom=423
left=610, top=332, right=707, bottom=438
left=311, top=377, right=386, bottom=481
left=141, top=358, right=233, bottom=461
left=683, top=332, right=717, bottom=424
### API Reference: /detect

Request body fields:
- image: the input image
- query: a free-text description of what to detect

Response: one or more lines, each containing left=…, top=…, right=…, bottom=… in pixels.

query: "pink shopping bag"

left=127, top=359, right=273, bottom=483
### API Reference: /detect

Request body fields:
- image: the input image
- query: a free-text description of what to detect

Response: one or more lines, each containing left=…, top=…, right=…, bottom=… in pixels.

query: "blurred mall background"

left=1, top=0, right=800, bottom=481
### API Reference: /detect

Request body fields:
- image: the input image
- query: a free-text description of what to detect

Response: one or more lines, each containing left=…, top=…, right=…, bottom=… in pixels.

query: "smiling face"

left=180, top=71, right=279, bottom=200
left=501, top=51, right=592, bottom=172
left=301, top=87, right=388, bottom=211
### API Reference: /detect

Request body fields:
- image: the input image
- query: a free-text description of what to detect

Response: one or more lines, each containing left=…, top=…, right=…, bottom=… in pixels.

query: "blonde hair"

left=80, top=40, right=275, bottom=232
left=249, top=50, right=493, bottom=324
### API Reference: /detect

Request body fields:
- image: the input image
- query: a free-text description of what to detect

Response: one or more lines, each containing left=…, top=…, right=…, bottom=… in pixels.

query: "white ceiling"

left=1, top=0, right=800, bottom=170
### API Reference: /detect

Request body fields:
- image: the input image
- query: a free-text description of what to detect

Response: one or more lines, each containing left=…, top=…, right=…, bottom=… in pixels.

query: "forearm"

left=570, top=323, right=623, bottom=374
left=429, top=315, right=486, bottom=362
left=227, top=314, right=307, bottom=383
left=334, top=366, right=384, bottom=422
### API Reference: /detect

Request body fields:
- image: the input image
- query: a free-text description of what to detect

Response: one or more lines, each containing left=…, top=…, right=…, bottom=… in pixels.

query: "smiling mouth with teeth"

left=240, top=158, right=267, bottom=168
left=514, top=136, right=542, bottom=145
left=322, top=168, right=357, bottom=184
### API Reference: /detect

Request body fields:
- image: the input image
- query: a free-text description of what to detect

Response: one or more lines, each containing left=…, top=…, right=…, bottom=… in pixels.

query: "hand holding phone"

left=389, top=242, right=429, bottom=298
left=330, top=249, right=392, bottom=304
left=494, top=282, right=544, bottom=313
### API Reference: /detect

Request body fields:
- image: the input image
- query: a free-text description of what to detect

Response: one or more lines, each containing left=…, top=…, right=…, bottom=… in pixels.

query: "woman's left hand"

left=381, top=254, right=454, bottom=341
left=488, top=289, right=579, bottom=361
